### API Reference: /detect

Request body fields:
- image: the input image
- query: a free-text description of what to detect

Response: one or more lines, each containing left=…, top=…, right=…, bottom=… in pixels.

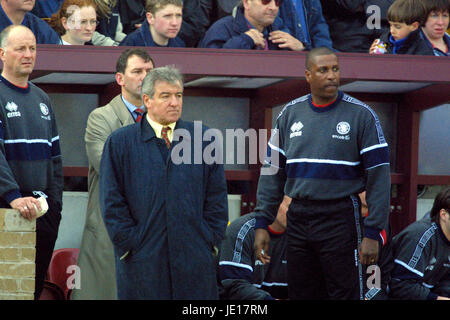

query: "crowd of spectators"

left=0, top=0, right=447, bottom=55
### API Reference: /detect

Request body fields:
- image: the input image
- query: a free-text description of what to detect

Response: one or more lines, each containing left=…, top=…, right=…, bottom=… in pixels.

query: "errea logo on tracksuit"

left=290, top=121, right=303, bottom=138
left=5, top=102, right=21, bottom=118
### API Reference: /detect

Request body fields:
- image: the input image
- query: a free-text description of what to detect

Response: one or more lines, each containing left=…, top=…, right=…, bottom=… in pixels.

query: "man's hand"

left=359, top=237, right=379, bottom=265
left=254, top=228, right=271, bottom=264
left=245, top=29, right=266, bottom=49
left=9, top=197, right=41, bottom=221
left=269, top=31, right=305, bottom=51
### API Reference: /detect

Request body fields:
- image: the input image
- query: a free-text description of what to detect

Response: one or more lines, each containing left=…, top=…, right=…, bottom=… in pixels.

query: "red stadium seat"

left=46, top=248, right=80, bottom=300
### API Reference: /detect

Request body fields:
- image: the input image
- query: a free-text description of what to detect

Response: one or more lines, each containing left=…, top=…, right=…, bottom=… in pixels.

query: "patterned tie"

left=161, top=126, right=171, bottom=149
left=134, top=108, right=144, bottom=122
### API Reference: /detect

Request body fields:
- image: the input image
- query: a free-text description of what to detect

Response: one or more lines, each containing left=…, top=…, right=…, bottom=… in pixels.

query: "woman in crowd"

left=420, top=0, right=449, bottom=56
left=48, top=0, right=97, bottom=45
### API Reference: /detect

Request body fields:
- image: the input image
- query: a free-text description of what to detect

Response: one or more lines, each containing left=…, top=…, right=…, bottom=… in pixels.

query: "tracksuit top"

left=0, top=76, right=62, bottom=208
left=390, top=216, right=450, bottom=300
left=255, top=91, right=391, bottom=241
left=218, top=212, right=288, bottom=300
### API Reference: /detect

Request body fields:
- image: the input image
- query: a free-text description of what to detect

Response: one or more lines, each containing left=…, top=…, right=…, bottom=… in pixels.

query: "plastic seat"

left=46, top=248, right=80, bottom=300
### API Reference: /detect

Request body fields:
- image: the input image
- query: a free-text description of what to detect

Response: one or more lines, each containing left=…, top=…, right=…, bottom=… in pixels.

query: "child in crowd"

left=48, top=0, right=97, bottom=45
left=119, top=0, right=185, bottom=47
left=369, top=0, right=432, bottom=55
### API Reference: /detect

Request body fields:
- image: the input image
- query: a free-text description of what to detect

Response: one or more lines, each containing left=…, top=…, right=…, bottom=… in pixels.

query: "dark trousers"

left=286, top=196, right=364, bottom=300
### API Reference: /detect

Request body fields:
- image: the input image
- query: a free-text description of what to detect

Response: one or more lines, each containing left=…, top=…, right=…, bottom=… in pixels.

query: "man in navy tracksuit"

left=389, top=187, right=450, bottom=300
left=0, top=25, right=63, bottom=299
left=254, top=47, right=391, bottom=299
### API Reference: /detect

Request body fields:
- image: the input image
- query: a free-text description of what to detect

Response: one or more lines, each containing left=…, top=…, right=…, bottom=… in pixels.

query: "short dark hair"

left=387, top=0, right=427, bottom=25
left=305, top=47, right=336, bottom=70
left=430, top=187, right=450, bottom=223
left=421, top=0, right=450, bottom=25
left=116, top=48, right=155, bottom=74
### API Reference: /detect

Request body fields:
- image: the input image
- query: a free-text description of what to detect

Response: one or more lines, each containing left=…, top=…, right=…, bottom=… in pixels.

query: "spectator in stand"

left=117, top=0, right=145, bottom=35
left=218, top=196, right=291, bottom=300
left=31, top=0, right=64, bottom=18
left=48, top=0, right=97, bottom=45
left=419, top=0, right=449, bottom=56
left=278, top=0, right=333, bottom=50
left=389, top=187, right=450, bottom=300
left=119, top=0, right=185, bottom=47
left=319, top=0, right=394, bottom=53
left=369, top=0, right=433, bottom=55
left=199, top=0, right=304, bottom=51
left=0, top=0, right=61, bottom=44
left=91, top=0, right=126, bottom=46
left=118, top=0, right=213, bottom=47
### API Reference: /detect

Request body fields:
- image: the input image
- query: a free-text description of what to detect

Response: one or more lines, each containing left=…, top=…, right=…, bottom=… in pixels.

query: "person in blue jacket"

left=120, top=0, right=185, bottom=47
left=278, top=0, right=333, bottom=50
left=99, top=66, right=228, bottom=299
left=199, top=0, right=304, bottom=51
left=0, top=0, right=61, bottom=44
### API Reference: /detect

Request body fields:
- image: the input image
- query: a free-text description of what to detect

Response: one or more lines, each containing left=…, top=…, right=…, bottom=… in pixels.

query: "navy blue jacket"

left=278, top=0, right=332, bottom=50
left=100, top=117, right=228, bottom=299
left=419, top=29, right=450, bottom=57
left=199, top=6, right=284, bottom=50
left=119, top=18, right=185, bottom=47
left=379, top=28, right=433, bottom=55
left=0, top=5, right=60, bottom=44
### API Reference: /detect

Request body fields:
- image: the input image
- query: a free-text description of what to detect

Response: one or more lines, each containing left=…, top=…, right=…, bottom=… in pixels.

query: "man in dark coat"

left=199, top=0, right=304, bottom=50
left=319, top=0, right=394, bottom=52
left=99, top=65, right=229, bottom=299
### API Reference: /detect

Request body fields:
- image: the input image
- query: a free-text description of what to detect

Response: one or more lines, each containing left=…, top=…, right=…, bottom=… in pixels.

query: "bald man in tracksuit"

left=253, top=47, right=391, bottom=300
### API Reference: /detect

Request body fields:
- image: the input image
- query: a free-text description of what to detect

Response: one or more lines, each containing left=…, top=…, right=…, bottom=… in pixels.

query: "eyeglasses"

left=80, top=19, right=99, bottom=27
left=68, top=18, right=98, bottom=27
left=261, top=0, right=283, bottom=7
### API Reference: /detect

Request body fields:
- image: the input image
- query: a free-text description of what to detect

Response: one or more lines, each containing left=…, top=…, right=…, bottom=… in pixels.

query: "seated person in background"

left=218, top=196, right=291, bottom=300
left=389, top=187, right=450, bottom=300
left=199, top=0, right=304, bottom=50
left=120, top=0, right=184, bottom=47
left=31, top=0, right=64, bottom=18
left=369, top=0, right=433, bottom=55
left=117, top=0, right=214, bottom=47
left=419, top=0, right=449, bottom=56
left=91, top=0, right=126, bottom=46
left=48, top=0, right=96, bottom=45
left=320, top=0, right=394, bottom=53
left=278, top=0, right=333, bottom=51
left=117, top=0, right=145, bottom=35
left=0, top=0, right=60, bottom=43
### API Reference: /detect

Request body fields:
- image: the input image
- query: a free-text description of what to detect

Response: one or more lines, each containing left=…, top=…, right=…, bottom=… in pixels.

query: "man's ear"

left=0, top=48, right=5, bottom=62
left=305, top=69, right=311, bottom=83
left=115, top=72, right=124, bottom=86
left=146, top=12, right=154, bottom=25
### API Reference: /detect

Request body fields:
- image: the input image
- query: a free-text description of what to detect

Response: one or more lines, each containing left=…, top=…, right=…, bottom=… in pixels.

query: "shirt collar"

left=121, top=95, right=144, bottom=119
left=145, top=114, right=176, bottom=139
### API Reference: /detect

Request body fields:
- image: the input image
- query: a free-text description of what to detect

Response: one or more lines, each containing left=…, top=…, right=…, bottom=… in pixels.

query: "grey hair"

left=142, top=65, right=184, bottom=98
